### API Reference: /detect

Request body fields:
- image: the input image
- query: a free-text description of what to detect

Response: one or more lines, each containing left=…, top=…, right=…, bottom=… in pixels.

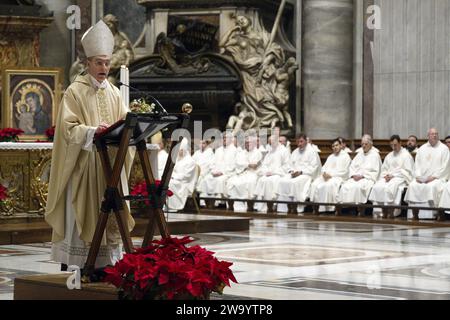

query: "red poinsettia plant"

left=45, top=126, right=55, bottom=142
left=130, top=180, right=174, bottom=209
left=0, top=128, right=24, bottom=142
left=103, top=236, right=237, bottom=300
left=0, top=184, right=8, bottom=202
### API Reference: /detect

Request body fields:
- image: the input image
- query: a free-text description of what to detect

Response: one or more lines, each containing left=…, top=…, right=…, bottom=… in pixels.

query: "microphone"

left=117, top=81, right=168, bottom=115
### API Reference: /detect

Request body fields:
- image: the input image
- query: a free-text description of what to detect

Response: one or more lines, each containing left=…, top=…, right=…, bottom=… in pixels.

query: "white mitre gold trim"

left=81, top=20, right=114, bottom=58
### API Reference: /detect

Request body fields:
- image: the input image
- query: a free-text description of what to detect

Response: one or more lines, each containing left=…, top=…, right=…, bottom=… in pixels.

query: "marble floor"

left=2, top=218, right=450, bottom=300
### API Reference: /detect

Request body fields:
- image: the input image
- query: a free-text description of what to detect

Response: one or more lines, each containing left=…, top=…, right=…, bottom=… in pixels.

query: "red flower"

left=45, top=126, right=55, bottom=141
left=130, top=180, right=173, bottom=208
left=0, top=184, right=8, bottom=201
left=0, top=128, right=24, bottom=142
left=103, top=236, right=237, bottom=300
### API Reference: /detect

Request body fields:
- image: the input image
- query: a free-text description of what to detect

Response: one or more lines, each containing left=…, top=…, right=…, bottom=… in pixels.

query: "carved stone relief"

left=220, top=15, right=298, bottom=134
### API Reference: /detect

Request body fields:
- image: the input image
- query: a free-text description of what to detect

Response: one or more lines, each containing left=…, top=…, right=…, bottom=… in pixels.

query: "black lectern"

left=82, top=109, right=190, bottom=280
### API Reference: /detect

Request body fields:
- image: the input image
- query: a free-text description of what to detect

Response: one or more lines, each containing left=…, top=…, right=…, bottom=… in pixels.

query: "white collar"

left=88, top=74, right=108, bottom=89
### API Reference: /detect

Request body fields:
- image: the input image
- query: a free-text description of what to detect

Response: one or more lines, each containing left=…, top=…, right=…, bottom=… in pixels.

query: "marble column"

left=303, top=0, right=354, bottom=139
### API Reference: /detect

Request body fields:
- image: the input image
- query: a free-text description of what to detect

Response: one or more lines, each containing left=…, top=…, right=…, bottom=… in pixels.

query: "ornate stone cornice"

left=0, top=15, right=53, bottom=34
left=136, top=0, right=293, bottom=13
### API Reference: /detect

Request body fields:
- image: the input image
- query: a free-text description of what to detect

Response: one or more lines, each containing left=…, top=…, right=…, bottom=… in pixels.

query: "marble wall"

left=37, top=0, right=73, bottom=87
left=373, top=0, right=450, bottom=139
left=303, top=0, right=354, bottom=139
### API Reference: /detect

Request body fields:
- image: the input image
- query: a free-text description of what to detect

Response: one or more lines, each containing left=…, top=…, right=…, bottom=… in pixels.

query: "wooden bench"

left=198, top=196, right=448, bottom=222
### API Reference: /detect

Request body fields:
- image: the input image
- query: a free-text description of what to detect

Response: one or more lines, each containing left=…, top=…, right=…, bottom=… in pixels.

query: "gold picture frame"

left=2, top=67, right=63, bottom=141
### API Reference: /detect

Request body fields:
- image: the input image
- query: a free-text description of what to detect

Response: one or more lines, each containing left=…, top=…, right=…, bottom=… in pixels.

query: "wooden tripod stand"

left=82, top=111, right=190, bottom=280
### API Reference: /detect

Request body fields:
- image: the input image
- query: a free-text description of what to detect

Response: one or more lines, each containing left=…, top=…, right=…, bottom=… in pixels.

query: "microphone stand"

left=118, top=81, right=169, bottom=115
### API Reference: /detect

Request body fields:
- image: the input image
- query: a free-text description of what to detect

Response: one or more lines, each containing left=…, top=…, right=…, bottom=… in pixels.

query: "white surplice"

left=338, top=148, right=381, bottom=204
left=157, top=149, right=169, bottom=180
left=404, top=141, right=450, bottom=218
left=276, top=144, right=322, bottom=212
left=192, top=147, right=214, bottom=193
left=253, top=144, right=289, bottom=211
left=166, top=144, right=197, bottom=211
left=310, top=150, right=351, bottom=212
left=226, top=147, right=263, bottom=211
left=369, top=148, right=414, bottom=217
left=199, top=144, right=238, bottom=197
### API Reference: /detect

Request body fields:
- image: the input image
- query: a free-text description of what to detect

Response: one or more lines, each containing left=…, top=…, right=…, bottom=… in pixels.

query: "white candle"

left=120, top=65, right=129, bottom=108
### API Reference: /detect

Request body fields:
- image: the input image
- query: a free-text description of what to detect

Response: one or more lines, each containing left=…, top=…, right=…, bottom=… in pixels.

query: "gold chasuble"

left=45, top=74, right=135, bottom=249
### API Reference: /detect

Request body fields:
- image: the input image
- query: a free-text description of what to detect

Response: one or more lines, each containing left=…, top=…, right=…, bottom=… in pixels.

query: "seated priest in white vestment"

left=369, top=135, right=414, bottom=218
left=266, top=130, right=290, bottom=163
left=310, top=139, right=351, bottom=212
left=276, top=134, right=322, bottom=213
left=198, top=132, right=237, bottom=203
left=279, top=136, right=291, bottom=153
left=167, top=139, right=197, bottom=212
left=192, top=139, right=213, bottom=207
left=445, top=135, right=450, bottom=150
left=405, top=128, right=450, bottom=219
left=226, top=136, right=263, bottom=212
left=254, top=135, right=289, bottom=212
left=307, top=137, right=321, bottom=153
left=257, top=136, right=268, bottom=158
left=355, top=145, right=380, bottom=154
left=406, top=135, right=419, bottom=154
left=338, top=135, right=381, bottom=204
left=45, top=21, right=135, bottom=270
left=338, top=137, right=353, bottom=153
left=192, top=139, right=214, bottom=194
left=156, top=139, right=169, bottom=180
left=438, top=136, right=450, bottom=214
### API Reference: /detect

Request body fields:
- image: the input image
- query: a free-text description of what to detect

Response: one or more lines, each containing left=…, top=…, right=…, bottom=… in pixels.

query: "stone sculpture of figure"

left=220, top=15, right=296, bottom=133
left=154, top=32, right=181, bottom=73
left=102, top=14, right=134, bottom=81
left=110, top=39, right=134, bottom=70
left=153, top=23, right=211, bottom=75
left=102, top=14, right=134, bottom=69
left=274, top=57, right=298, bottom=128
left=226, top=102, right=255, bottom=133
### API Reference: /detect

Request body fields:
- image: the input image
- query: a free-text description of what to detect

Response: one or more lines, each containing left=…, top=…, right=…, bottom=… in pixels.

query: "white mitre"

left=81, top=20, right=114, bottom=58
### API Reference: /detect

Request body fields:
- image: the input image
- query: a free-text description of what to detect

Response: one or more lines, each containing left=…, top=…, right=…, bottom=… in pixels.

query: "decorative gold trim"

left=30, top=150, right=52, bottom=214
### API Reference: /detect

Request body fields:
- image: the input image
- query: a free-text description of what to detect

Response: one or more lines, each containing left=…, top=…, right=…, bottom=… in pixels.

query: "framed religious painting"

left=1, top=67, right=63, bottom=141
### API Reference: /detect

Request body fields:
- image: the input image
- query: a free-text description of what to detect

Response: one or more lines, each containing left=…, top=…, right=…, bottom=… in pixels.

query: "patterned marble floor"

left=1, top=218, right=450, bottom=300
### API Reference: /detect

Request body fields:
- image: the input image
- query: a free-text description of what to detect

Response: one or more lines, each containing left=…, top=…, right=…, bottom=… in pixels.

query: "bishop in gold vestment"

left=45, top=20, right=134, bottom=268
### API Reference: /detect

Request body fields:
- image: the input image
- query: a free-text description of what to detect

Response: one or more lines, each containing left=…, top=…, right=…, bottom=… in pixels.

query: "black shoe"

left=89, top=266, right=109, bottom=282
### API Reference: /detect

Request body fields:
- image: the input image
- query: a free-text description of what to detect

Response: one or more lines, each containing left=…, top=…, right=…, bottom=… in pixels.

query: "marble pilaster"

left=303, top=0, right=354, bottom=139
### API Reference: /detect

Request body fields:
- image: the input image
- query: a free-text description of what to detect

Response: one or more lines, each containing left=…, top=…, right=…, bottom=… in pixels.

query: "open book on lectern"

left=94, top=112, right=189, bottom=146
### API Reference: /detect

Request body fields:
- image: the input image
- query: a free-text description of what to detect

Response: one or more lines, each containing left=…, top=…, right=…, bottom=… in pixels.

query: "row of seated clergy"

left=155, top=128, right=450, bottom=218
left=196, top=133, right=322, bottom=212
left=302, top=131, right=449, bottom=219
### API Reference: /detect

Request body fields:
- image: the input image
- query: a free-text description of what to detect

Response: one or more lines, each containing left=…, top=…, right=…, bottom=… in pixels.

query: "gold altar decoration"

left=30, top=150, right=51, bottom=214
left=0, top=15, right=53, bottom=70
left=0, top=149, right=51, bottom=216
left=0, top=146, right=154, bottom=217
